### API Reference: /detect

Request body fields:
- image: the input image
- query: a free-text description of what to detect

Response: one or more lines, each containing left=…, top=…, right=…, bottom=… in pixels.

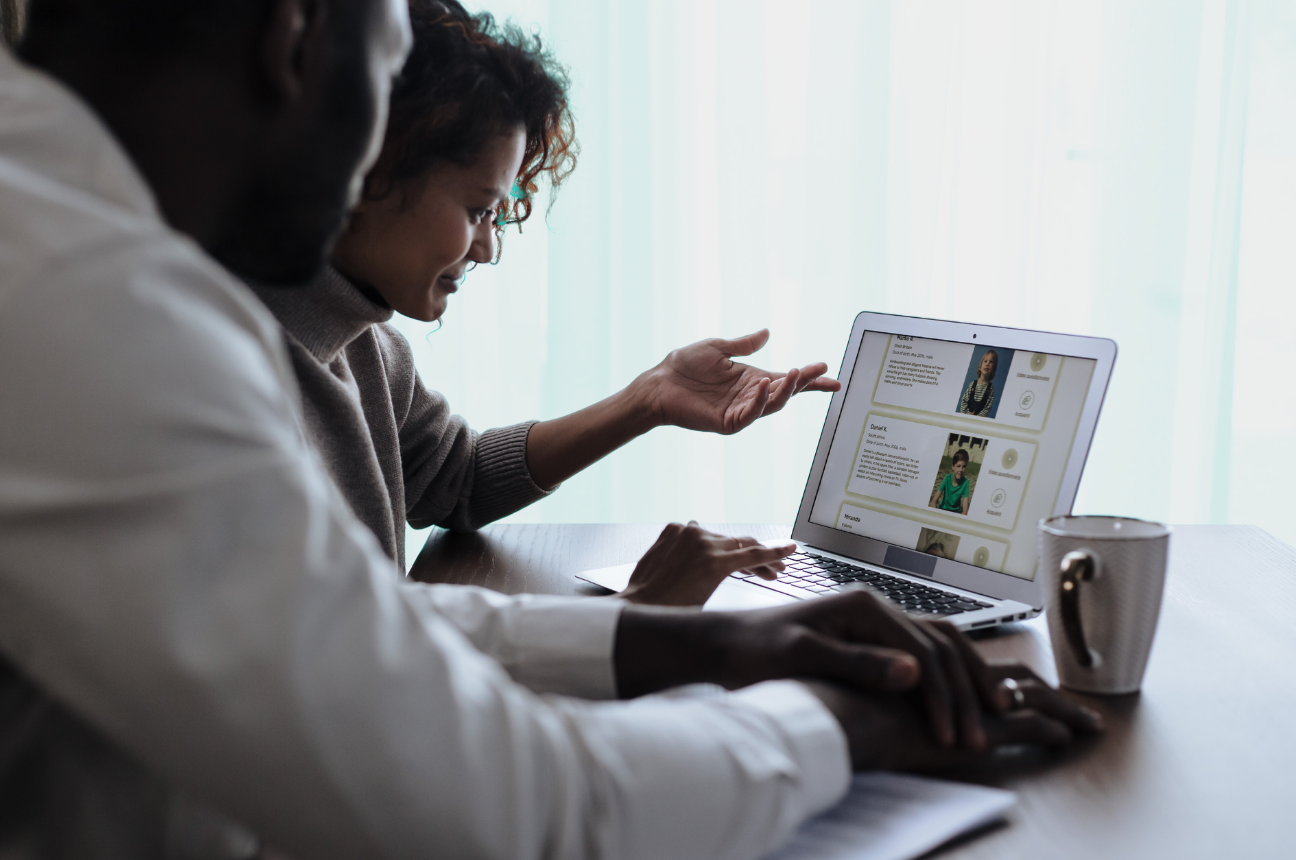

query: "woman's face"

left=331, top=128, right=527, bottom=322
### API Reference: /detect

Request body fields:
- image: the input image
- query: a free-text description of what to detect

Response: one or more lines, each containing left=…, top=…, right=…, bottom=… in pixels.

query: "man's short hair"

left=22, top=0, right=265, bottom=59
left=952, top=449, right=970, bottom=466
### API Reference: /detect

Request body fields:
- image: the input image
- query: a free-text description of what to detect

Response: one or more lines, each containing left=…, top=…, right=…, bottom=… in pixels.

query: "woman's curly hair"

left=364, top=0, right=577, bottom=243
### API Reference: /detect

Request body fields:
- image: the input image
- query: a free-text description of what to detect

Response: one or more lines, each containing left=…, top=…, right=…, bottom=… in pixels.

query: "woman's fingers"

left=797, top=361, right=841, bottom=392
left=627, top=523, right=801, bottom=606
left=746, top=564, right=781, bottom=581
left=720, top=543, right=793, bottom=573
left=730, top=377, right=771, bottom=431
left=761, top=368, right=800, bottom=415
left=716, top=329, right=770, bottom=357
left=792, top=362, right=831, bottom=393
left=803, top=376, right=842, bottom=392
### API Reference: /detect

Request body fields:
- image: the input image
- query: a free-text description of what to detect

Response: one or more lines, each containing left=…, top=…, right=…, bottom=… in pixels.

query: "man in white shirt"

left=0, top=1, right=1098, bottom=858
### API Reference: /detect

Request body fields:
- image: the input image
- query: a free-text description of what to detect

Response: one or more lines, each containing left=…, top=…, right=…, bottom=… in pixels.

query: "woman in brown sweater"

left=252, top=0, right=840, bottom=604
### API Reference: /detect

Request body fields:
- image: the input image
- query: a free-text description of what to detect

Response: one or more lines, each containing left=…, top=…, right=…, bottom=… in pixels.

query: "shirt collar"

left=249, top=266, right=394, bottom=364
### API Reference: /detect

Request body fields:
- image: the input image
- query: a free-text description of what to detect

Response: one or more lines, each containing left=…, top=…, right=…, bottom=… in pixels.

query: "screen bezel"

left=791, top=312, right=1117, bottom=610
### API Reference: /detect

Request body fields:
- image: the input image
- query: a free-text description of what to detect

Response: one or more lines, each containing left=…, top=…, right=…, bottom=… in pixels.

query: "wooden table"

left=411, top=523, right=1295, bottom=859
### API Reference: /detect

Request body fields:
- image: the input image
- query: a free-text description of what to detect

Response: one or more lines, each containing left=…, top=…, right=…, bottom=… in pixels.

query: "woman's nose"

left=468, top=218, right=496, bottom=264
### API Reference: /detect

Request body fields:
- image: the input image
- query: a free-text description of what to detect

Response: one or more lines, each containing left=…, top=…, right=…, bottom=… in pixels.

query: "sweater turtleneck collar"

left=249, top=266, right=394, bottom=364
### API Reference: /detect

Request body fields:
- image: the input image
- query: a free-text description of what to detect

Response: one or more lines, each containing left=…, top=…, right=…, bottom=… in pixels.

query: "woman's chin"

left=394, top=299, right=446, bottom=323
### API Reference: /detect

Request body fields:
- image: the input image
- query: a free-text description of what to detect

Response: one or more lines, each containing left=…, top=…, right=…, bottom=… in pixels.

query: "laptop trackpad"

left=704, top=577, right=794, bottom=610
left=883, top=545, right=937, bottom=578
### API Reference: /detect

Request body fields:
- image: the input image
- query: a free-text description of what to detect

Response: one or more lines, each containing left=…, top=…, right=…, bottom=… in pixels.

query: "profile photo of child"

left=955, top=346, right=1015, bottom=419
left=917, top=527, right=961, bottom=560
left=928, top=433, right=987, bottom=516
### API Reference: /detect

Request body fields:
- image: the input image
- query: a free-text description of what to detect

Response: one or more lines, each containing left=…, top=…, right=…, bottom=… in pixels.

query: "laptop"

left=579, top=313, right=1116, bottom=631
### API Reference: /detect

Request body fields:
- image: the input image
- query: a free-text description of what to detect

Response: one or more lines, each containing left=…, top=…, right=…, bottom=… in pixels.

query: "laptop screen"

left=807, top=332, right=1097, bottom=580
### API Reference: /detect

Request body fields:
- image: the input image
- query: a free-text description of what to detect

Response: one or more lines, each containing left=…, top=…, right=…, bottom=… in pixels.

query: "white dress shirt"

left=0, top=47, right=850, bottom=860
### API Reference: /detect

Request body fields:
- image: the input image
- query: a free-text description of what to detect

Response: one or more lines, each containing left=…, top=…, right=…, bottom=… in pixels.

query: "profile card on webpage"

left=834, top=503, right=1009, bottom=570
left=846, top=415, right=1036, bottom=530
left=872, top=335, right=1060, bottom=431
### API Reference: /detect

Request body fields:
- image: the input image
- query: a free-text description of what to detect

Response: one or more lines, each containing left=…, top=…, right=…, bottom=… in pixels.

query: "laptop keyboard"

left=732, top=552, right=993, bottom=617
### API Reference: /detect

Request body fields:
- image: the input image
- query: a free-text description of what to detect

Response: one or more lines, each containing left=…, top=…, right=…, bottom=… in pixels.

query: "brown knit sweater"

left=250, top=268, right=552, bottom=569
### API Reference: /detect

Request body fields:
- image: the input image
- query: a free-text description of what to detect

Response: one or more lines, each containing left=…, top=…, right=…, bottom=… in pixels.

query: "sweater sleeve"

left=374, top=324, right=554, bottom=532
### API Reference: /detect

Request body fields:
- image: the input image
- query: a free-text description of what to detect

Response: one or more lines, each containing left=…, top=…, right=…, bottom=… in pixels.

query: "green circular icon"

left=1030, top=352, right=1047, bottom=372
left=1001, top=448, right=1019, bottom=470
left=972, top=547, right=991, bottom=567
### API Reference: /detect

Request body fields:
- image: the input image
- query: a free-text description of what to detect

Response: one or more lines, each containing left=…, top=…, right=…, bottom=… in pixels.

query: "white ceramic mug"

left=1038, top=516, right=1171, bottom=694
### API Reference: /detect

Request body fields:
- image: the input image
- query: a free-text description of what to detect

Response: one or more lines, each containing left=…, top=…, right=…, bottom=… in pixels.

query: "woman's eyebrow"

left=481, top=185, right=510, bottom=201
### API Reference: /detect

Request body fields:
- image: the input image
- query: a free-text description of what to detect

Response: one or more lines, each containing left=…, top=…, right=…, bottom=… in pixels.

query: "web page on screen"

left=809, top=332, right=1097, bottom=580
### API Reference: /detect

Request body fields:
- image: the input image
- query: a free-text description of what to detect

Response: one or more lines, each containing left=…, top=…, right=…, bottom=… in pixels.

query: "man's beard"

left=209, top=159, right=354, bottom=286
left=210, top=55, right=380, bottom=286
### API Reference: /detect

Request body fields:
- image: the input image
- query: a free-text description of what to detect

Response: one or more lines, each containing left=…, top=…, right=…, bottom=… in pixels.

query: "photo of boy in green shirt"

left=930, top=448, right=974, bottom=514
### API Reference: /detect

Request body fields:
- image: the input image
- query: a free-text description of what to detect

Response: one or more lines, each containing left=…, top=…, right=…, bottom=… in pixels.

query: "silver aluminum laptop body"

left=579, top=313, right=1116, bottom=631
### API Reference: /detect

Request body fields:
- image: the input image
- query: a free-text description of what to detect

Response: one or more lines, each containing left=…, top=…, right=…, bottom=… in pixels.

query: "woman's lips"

left=437, top=275, right=459, bottom=293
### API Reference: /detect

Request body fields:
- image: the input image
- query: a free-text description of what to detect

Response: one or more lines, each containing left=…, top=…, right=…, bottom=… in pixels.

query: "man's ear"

left=260, top=0, right=329, bottom=102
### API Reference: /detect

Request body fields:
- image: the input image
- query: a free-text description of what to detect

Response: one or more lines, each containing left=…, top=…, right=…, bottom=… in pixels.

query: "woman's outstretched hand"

left=635, top=330, right=840, bottom=435
left=523, top=330, right=839, bottom=490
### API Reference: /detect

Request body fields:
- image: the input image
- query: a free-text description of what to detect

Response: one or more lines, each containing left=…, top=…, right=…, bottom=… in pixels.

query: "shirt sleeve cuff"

left=411, top=584, right=625, bottom=700
left=729, top=681, right=851, bottom=818
left=503, top=595, right=624, bottom=700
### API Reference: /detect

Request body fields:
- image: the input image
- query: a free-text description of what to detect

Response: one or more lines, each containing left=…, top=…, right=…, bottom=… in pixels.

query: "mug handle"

left=1059, top=551, right=1096, bottom=668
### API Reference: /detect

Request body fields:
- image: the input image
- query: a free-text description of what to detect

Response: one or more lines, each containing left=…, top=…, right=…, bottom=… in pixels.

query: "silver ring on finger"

left=1001, top=677, right=1027, bottom=710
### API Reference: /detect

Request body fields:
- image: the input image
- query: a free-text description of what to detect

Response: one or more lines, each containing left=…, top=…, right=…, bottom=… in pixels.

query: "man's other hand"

left=801, top=679, right=1093, bottom=771
left=615, top=590, right=1103, bottom=752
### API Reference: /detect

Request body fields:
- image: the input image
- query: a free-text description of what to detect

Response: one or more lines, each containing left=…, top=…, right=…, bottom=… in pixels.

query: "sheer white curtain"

left=398, top=0, right=1296, bottom=563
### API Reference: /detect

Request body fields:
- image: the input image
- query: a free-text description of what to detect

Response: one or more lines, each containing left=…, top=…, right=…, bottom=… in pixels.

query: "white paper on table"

left=764, top=772, right=1015, bottom=860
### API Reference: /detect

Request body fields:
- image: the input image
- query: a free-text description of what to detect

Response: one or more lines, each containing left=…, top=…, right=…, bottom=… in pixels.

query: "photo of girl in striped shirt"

left=957, top=348, right=1011, bottom=418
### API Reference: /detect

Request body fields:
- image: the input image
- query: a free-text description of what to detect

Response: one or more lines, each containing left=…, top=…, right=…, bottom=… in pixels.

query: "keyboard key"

left=753, top=579, right=818, bottom=599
